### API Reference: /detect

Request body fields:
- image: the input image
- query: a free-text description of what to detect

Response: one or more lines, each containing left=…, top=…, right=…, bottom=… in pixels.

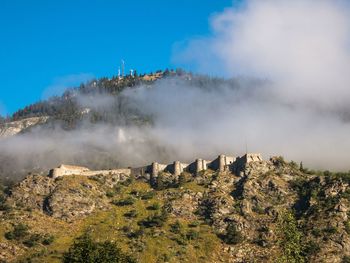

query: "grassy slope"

left=8, top=180, right=225, bottom=263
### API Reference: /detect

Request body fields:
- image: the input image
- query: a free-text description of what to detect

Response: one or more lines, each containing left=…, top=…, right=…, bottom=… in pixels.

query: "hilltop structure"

left=49, top=153, right=263, bottom=179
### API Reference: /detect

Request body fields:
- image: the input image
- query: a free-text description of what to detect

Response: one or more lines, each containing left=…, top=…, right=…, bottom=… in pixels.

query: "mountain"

left=1, top=155, right=350, bottom=262
left=0, top=69, right=257, bottom=182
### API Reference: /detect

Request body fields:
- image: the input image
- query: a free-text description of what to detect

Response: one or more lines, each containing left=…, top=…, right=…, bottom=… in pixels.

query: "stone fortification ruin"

left=49, top=153, right=263, bottom=179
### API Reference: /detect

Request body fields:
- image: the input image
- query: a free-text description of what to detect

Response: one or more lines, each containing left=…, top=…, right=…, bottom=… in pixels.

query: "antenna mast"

left=121, top=59, right=125, bottom=77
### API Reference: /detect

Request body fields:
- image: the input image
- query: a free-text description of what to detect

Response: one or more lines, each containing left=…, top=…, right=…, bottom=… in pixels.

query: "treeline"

left=7, top=68, right=253, bottom=125
left=9, top=69, right=188, bottom=123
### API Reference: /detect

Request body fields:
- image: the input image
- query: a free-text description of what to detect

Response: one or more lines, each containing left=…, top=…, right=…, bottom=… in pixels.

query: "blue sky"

left=0, top=0, right=236, bottom=115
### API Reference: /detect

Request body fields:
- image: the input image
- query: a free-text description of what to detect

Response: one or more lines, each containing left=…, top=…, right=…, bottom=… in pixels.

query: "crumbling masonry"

left=49, top=153, right=263, bottom=179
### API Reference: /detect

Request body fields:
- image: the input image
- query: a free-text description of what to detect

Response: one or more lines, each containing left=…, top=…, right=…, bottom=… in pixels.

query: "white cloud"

left=170, top=0, right=350, bottom=170
left=2, top=0, right=350, bottom=180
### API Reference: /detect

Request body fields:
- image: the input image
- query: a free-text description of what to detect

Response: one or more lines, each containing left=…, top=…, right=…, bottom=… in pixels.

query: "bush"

left=324, top=226, right=337, bottom=234
left=121, top=178, right=134, bottom=187
left=23, top=233, right=41, bottom=247
left=63, top=233, right=135, bottom=263
left=170, top=221, right=183, bottom=234
left=147, top=203, right=160, bottom=211
left=311, top=228, right=322, bottom=237
left=223, top=223, right=244, bottom=245
left=154, top=174, right=165, bottom=190
left=141, top=191, right=155, bottom=200
left=304, top=240, right=320, bottom=257
left=124, top=210, right=138, bottom=218
left=188, top=221, right=200, bottom=228
left=138, top=210, right=168, bottom=228
left=126, top=228, right=144, bottom=239
left=277, top=211, right=304, bottom=263
left=186, top=230, right=199, bottom=240
left=106, top=191, right=115, bottom=198
left=42, top=235, right=55, bottom=245
left=112, top=197, right=135, bottom=206
left=5, top=223, right=29, bottom=240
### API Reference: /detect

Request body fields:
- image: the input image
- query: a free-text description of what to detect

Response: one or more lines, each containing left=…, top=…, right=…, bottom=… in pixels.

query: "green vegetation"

left=112, top=197, right=135, bottom=206
left=222, top=223, right=244, bottom=245
left=4, top=157, right=350, bottom=262
left=5, top=223, right=54, bottom=248
left=277, top=211, right=304, bottom=263
left=63, top=233, right=135, bottom=263
left=138, top=209, right=168, bottom=228
left=5, top=223, right=29, bottom=241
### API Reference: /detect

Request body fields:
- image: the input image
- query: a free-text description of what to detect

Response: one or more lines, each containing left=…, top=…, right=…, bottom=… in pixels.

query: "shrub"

left=277, top=211, right=304, bottom=263
left=0, top=194, right=11, bottom=212
left=5, top=223, right=29, bottom=240
left=141, top=191, right=155, bottom=200
left=147, top=203, right=160, bottom=211
left=186, top=230, right=199, bottom=240
left=271, top=156, right=285, bottom=167
left=138, top=210, right=168, bottom=228
left=124, top=210, right=138, bottom=218
left=23, top=233, right=41, bottom=247
left=42, top=235, right=55, bottom=245
left=170, top=221, right=183, bottom=234
left=188, top=221, right=200, bottom=228
left=112, top=197, right=135, bottom=206
left=63, top=233, right=135, bottom=263
left=106, top=191, right=115, bottom=198
left=324, top=226, right=337, bottom=234
left=311, top=228, right=322, bottom=237
left=126, top=228, right=144, bottom=239
left=154, top=174, right=165, bottom=190
left=304, top=240, right=320, bottom=257
left=290, top=161, right=298, bottom=169
left=121, top=178, right=134, bottom=187
left=129, top=190, right=139, bottom=196
left=178, top=173, right=187, bottom=187
left=223, top=223, right=244, bottom=245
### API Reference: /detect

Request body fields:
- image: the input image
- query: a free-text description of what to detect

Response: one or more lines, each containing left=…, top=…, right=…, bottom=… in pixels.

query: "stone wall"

left=48, top=153, right=263, bottom=179
left=49, top=165, right=131, bottom=179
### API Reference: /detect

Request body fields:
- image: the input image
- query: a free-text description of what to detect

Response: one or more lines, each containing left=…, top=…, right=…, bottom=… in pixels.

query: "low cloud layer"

left=172, top=0, right=350, bottom=170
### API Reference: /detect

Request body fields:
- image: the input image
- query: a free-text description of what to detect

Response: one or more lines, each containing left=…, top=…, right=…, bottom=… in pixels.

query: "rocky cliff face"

left=0, top=117, right=49, bottom=138
left=1, top=157, right=350, bottom=262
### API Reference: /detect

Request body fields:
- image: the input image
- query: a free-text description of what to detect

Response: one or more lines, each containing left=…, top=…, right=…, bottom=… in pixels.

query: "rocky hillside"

left=1, top=157, right=350, bottom=262
left=0, top=117, right=49, bottom=138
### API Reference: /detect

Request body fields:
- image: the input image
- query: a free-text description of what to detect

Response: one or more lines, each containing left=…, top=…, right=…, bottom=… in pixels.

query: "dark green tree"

left=63, top=233, right=135, bottom=263
left=223, top=223, right=244, bottom=245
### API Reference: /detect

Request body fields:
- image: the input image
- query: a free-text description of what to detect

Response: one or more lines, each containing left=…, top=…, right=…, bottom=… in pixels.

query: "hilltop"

left=1, top=154, right=350, bottom=262
left=0, top=69, right=260, bottom=182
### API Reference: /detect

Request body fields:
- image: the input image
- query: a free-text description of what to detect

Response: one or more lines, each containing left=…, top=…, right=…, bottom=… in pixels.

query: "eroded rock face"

left=43, top=179, right=109, bottom=221
left=8, top=174, right=56, bottom=210
left=0, top=117, right=49, bottom=138
left=8, top=174, right=115, bottom=221
left=4, top=157, right=350, bottom=262
left=166, top=190, right=203, bottom=220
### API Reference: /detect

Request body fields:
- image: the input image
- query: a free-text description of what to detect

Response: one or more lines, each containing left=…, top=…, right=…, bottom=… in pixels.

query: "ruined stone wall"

left=48, top=153, right=263, bottom=179
left=81, top=169, right=131, bottom=177
left=49, top=165, right=90, bottom=178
